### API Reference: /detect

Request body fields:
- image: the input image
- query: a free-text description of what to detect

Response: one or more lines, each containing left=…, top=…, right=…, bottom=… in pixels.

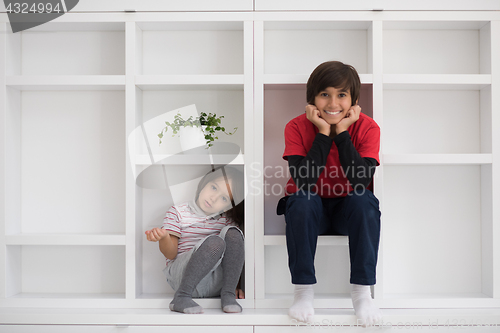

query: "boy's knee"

left=285, top=192, right=323, bottom=230
left=286, top=191, right=322, bottom=212
left=346, top=191, right=380, bottom=220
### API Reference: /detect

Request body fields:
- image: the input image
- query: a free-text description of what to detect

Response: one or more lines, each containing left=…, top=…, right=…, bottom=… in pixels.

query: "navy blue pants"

left=283, top=190, right=380, bottom=286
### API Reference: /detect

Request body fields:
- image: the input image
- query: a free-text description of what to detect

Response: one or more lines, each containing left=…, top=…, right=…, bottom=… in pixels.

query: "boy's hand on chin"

left=335, top=104, right=361, bottom=135
left=305, top=104, right=330, bottom=135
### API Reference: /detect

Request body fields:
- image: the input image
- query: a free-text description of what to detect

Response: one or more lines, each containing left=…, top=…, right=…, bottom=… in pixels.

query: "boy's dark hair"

left=195, top=166, right=245, bottom=229
left=306, top=61, right=361, bottom=106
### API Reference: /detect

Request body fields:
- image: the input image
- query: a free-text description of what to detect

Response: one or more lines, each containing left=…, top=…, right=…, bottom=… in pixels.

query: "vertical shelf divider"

left=490, top=20, right=500, bottom=299
left=480, top=22, right=493, bottom=299
left=243, top=19, right=255, bottom=307
left=253, top=20, right=265, bottom=304
left=371, top=19, right=384, bottom=300
left=0, top=22, right=7, bottom=300
left=125, top=21, right=138, bottom=301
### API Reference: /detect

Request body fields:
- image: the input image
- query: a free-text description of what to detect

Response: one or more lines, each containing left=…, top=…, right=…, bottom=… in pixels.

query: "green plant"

left=158, top=112, right=237, bottom=148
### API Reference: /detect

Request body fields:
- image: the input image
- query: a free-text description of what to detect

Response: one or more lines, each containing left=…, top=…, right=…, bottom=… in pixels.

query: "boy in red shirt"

left=278, top=61, right=382, bottom=326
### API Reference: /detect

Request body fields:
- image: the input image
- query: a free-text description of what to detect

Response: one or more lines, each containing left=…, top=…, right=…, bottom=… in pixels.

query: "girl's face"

left=196, top=177, right=233, bottom=215
left=314, top=87, right=353, bottom=125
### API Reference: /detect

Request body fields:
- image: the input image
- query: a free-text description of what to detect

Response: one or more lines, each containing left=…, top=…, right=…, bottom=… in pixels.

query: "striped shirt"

left=161, top=201, right=235, bottom=266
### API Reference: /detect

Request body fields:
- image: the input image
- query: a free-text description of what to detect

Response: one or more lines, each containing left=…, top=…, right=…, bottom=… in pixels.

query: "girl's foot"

left=169, top=296, right=203, bottom=314
left=221, top=292, right=242, bottom=313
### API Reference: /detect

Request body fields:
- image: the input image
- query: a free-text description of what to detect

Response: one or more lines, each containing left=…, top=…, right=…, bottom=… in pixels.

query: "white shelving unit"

left=0, top=7, right=499, bottom=331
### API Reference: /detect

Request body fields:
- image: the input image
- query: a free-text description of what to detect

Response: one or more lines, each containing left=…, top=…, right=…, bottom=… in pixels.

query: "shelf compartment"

left=263, top=245, right=351, bottom=305
left=5, top=234, right=126, bottom=246
left=5, top=89, right=126, bottom=235
left=135, top=87, right=244, bottom=159
left=263, top=84, right=373, bottom=235
left=6, top=22, right=125, bottom=76
left=383, top=165, right=492, bottom=299
left=135, top=85, right=246, bottom=297
left=383, top=154, right=493, bottom=165
left=6, top=75, right=126, bottom=90
left=139, top=165, right=246, bottom=296
left=263, top=21, right=372, bottom=76
left=383, top=21, right=491, bottom=75
left=6, top=245, right=126, bottom=298
left=383, top=86, right=491, bottom=154
left=136, top=21, right=244, bottom=75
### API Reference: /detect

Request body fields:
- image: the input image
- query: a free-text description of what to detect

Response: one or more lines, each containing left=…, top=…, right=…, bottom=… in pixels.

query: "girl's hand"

left=145, top=228, right=168, bottom=242
left=235, top=288, right=245, bottom=299
left=335, top=104, right=361, bottom=135
left=305, top=104, right=330, bottom=136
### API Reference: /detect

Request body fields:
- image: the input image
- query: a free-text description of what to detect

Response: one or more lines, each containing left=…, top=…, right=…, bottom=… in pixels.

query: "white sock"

left=351, top=284, right=382, bottom=327
left=288, top=284, right=314, bottom=323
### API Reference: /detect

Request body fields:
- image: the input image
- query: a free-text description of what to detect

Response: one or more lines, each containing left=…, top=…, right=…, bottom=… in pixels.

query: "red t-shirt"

left=283, top=112, right=380, bottom=198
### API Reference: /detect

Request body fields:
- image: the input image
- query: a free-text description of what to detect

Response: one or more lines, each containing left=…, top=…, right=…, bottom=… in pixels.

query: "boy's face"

left=196, top=177, right=233, bottom=215
left=314, top=87, right=352, bottom=125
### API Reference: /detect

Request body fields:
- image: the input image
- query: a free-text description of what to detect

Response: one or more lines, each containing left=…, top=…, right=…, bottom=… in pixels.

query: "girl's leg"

left=220, top=227, right=245, bottom=313
left=169, top=235, right=225, bottom=314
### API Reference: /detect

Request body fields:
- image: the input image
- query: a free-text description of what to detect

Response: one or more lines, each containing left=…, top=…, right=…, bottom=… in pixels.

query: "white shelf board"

left=5, top=234, right=126, bottom=246
left=7, top=21, right=126, bottom=32
left=383, top=293, right=490, bottom=299
left=383, top=21, right=492, bottom=31
left=264, top=21, right=373, bottom=30
left=136, top=75, right=244, bottom=90
left=135, top=294, right=254, bottom=308
left=260, top=294, right=500, bottom=309
left=135, top=154, right=244, bottom=165
left=7, top=293, right=125, bottom=299
left=264, top=235, right=348, bottom=246
left=136, top=21, right=245, bottom=31
left=264, top=74, right=373, bottom=85
left=0, top=294, right=128, bottom=309
left=258, top=293, right=352, bottom=309
left=384, top=74, right=491, bottom=90
left=381, top=294, right=500, bottom=308
left=1, top=307, right=500, bottom=326
left=6, top=75, right=126, bottom=90
left=382, top=154, right=493, bottom=165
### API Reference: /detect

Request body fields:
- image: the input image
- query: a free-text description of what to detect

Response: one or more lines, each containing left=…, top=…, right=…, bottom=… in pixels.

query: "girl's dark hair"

left=195, top=166, right=245, bottom=229
left=306, top=61, right=361, bottom=106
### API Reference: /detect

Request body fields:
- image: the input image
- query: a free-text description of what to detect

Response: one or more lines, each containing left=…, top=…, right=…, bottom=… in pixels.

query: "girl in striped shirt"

left=145, top=166, right=244, bottom=314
